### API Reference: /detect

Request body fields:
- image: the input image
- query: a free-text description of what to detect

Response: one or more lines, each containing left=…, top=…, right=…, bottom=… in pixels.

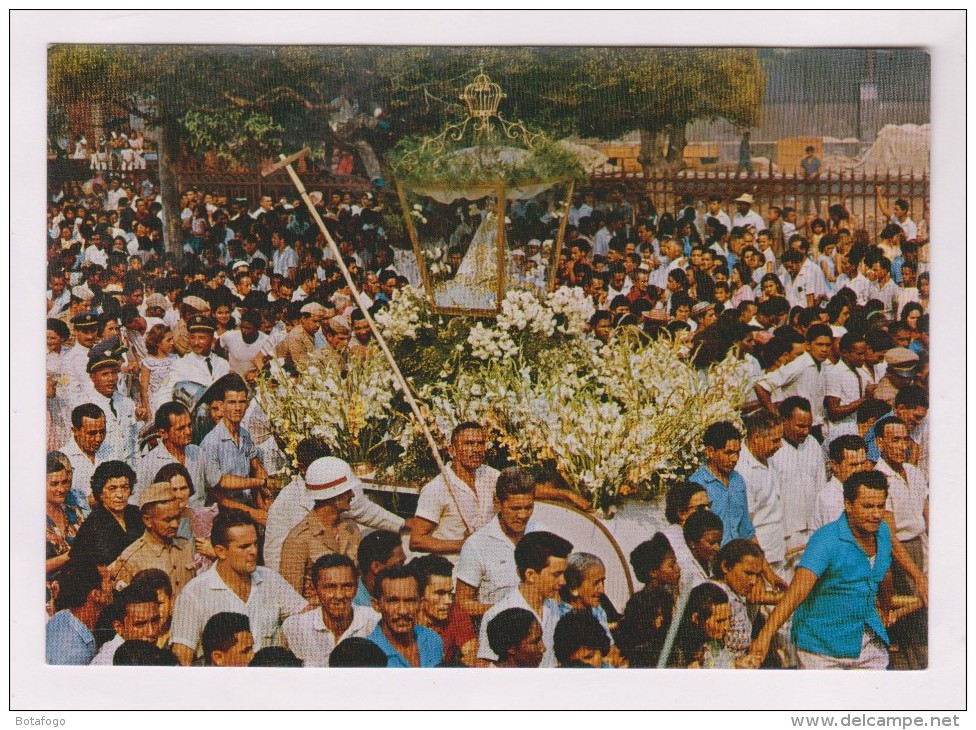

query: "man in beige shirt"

left=275, top=302, right=323, bottom=370
left=113, top=481, right=198, bottom=598
left=279, top=457, right=362, bottom=603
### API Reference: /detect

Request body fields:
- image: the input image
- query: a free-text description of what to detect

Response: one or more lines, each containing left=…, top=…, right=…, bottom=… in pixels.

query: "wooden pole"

left=263, top=151, right=454, bottom=492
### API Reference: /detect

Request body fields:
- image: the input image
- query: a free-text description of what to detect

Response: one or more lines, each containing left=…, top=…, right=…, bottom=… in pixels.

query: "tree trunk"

left=158, top=113, right=183, bottom=255
left=638, top=127, right=667, bottom=176
left=664, top=122, right=688, bottom=170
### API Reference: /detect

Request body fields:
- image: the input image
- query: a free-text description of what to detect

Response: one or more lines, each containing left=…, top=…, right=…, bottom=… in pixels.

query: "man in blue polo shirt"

left=691, top=421, right=788, bottom=591
left=46, top=558, right=115, bottom=665
left=748, top=470, right=894, bottom=670
left=690, top=421, right=754, bottom=544
left=367, top=564, right=443, bottom=668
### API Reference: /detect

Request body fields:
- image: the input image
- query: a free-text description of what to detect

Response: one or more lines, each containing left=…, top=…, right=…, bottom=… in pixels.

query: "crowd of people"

left=44, top=166, right=929, bottom=669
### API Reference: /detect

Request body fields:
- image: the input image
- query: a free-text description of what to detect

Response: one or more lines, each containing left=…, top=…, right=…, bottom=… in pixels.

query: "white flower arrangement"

left=547, top=285, right=596, bottom=336
left=255, top=346, right=400, bottom=467
left=374, top=285, right=431, bottom=343
left=496, top=289, right=556, bottom=337
left=467, top=321, right=519, bottom=361
left=410, top=203, right=428, bottom=225
left=266, top=283, right=748, bottom=510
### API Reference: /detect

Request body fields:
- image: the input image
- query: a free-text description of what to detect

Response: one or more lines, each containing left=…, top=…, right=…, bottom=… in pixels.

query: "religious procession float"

left=254, top=71, right=751, bottom=606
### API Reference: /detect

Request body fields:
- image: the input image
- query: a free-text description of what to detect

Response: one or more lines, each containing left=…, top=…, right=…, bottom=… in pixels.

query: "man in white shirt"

left=410, top=422, right=500, bottom=562
left=477, top=531, right=571, bottom=667
left=282, top=554, right=380, bottom=667
left=70, top=338, right=138, bottom=464
left=843, top=255, right=872, bottom=307
left=876, top=188, right=919, bottom=242
left=105, top=178, right=127, bottom=211
left=163, top=314, right=230, bottom=399
left=567, top=192, right=593, bottom=228
left=772, top=397, right=827, bottom=569
left=61, top=403, right=106, bottom=515
left=251, top=194, right=274, bottom=220
left=781, top=249, right=822, bottom=309
left=83, top=233, right=109, bottom=269
left=737, top=410, right=787, bottom=577
left=592, top=215, right=613, bottom=260
left=705, top=195, right=733, bottom=233
left=62, top=312, right=101, bottom=403
left=732, top=193, right=765, bottom=234
left=89, top=585, right=162, bottom=665
left=756, top=323, right=833, bottom=442
left=455, top=467, right=543, bottom=617
left=873, top=417, right=928, bottom=596
left=812, top=435, right=870, bottom=530
left=290, top=268, right=319, bottom=303
left=826, top=333, right=875, bottom=440
left=170, top=510, right=308, bottom=665
left=219, top=310, right=268, bottom=382
left=606, top=264, right=632, bottom=301
left=47, top=272, right=71, bottom=315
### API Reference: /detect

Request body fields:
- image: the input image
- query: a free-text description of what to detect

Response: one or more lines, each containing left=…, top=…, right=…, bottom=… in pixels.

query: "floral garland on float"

left=256, top=284, right=750, bottom=515
left=377, top=287, right=749, bottom=515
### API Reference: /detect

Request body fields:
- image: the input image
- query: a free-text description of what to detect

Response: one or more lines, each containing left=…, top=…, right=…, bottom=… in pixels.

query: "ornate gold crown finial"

left=461, top=64, right=507, bottom=131
left=393, top=64, right=545, bottom=172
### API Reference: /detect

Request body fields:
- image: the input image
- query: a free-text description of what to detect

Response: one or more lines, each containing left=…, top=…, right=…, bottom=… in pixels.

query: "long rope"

left=275, top=154, right=464, bottom=524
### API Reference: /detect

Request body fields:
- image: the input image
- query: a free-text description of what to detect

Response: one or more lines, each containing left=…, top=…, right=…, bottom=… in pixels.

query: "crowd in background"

left=44, top=168, right=929, bottom=669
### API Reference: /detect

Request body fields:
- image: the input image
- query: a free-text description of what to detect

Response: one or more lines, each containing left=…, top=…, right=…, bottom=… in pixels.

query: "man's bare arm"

left=748, top=567, right=818, bottom=663
left=534, top=482, right=591, bottom=512
left=754, top=383, right=777, bottom=415
left=455, top=580, right=491, bottom=618
left=171, top=642, right=194, bottom=666
left=409, top=517, right=464, bottom=555
left=884, top=511, right=927, bottom=606
left=875, top=186, right=892, bottom=220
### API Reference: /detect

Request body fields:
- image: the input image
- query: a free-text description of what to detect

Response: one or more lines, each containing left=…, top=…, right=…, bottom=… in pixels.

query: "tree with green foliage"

left=379, top=47, right=765, bottom=173
left=49, top=45, right=764, bottom=250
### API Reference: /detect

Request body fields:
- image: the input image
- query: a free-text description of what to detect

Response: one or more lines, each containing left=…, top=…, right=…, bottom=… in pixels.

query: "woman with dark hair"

left=656, top=212, right=676, bottom=240
left=615, top=586, right=674, bottom=668
left=46, top=452, right=85, bottom=615
left=827, top=203, right=854, bottom=235
left=712, top=539, right=778, bottom=662
left=917, top=272, right=929, bottom=313
left=664, top=267, right=690, bottom=309
left=667, top=582, right=734, bottom=668
left=899, top=302, right=924, bottom=341
left=729, top=261, right=756, bottom=309
left=678, top=217, right=702, bottom=254
left=630, top=532, right=682, bottom=596
left=71, top=461, right=143, bottom=565
left=758, top=273, right=786, bottom=303
left=825, top=294, right=853, bottom=348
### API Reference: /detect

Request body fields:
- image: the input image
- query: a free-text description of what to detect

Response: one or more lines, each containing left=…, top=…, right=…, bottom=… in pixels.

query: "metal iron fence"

left=47, top=159, right=372, bottom=205
left=591, top=167, right=929, bottom=237
left=47, top=158, right=158, bottom=189
left=49, top=158, right=928, bottom=239
left=175, top=169, right=372, bottom=206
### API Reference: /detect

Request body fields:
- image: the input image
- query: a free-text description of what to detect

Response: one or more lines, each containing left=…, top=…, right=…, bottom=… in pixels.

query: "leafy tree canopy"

left=49, top=44, right=764, bottom=161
